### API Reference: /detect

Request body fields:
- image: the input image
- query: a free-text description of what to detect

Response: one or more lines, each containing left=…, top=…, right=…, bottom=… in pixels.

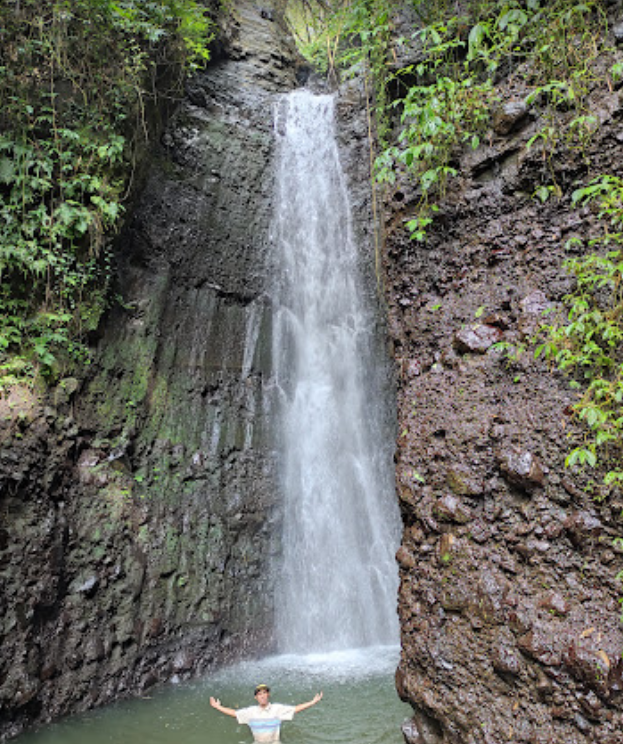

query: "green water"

left=16, top=646, right=411, bottom=744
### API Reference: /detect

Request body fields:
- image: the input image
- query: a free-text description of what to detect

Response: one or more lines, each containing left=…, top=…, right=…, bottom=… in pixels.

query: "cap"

left=254, top=683, right=270, bottom=695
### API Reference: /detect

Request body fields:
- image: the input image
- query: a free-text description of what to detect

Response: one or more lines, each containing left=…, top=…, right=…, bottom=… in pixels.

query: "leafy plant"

left=0, top=0, right=214, bottom=388
left=393, top=0, right=607, bottom=238
left=286, top=1, right=608, bottom=243
left=536, top=175, right=623, bottom=491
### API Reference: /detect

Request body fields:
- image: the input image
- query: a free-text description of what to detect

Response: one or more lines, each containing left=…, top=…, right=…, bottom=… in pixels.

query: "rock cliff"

left=0, top=2, right=301, bottom=738
left=4, top=2, right=623, bottom=743
left=387, top=25, right=623, bottom=744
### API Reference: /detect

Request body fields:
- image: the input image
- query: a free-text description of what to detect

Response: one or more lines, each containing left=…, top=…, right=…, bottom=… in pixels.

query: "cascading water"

left=271, top=90, right=401, bottom=654
left=11, top=89, right=411, bottom=744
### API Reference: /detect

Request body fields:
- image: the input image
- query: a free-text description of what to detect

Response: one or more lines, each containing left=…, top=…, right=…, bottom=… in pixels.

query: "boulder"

left=497, top=448, right=545, bottom=491
left=434, top=494, right=472, bottom=523
left=492, top=101, right=530, bottom=135
left=454, top=324, right=503, bottom=354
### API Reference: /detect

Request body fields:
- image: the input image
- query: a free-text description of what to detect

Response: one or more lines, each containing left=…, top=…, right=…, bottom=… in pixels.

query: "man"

left=210, top=683, right=323, bottom=743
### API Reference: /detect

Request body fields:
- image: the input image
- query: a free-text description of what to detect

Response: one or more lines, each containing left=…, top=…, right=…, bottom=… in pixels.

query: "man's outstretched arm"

left=210, top=697, right=238, bottom=718
left=294, top=691, right=323, bottom=713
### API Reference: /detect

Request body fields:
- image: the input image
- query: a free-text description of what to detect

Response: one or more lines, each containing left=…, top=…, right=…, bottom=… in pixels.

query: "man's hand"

left=294, top=691, right=323, bottom=713
left=210, top=696, right=237, bottom=717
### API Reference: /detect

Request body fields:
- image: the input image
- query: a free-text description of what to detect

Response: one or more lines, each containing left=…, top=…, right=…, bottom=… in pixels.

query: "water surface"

left=16, top=647, right=410, bottom=744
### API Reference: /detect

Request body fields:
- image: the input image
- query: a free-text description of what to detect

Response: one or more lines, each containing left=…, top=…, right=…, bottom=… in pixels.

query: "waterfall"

left=271, top=90, right=400, bottom=654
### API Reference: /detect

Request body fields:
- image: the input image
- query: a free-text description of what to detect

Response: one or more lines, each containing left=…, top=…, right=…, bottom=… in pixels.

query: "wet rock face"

left=492, top=100, right=531, bottom=136
left=387, top=38, right=623, bottom=744
left=0, top=2, right=301, bottom=739
left=454, top=323, right=503, bottom=354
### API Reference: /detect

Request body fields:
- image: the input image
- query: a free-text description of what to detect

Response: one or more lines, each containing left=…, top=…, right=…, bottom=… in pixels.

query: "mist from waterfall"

left=271, top=90, right=400, bottom=654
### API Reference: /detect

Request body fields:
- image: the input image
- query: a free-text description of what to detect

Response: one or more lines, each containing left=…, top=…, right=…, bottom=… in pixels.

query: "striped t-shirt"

left=236, top=703, right=296, bottom=743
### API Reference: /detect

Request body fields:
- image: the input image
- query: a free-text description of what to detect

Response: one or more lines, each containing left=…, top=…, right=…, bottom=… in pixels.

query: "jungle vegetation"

left=286, top=0, right=623, bottom=493
left=0, top=0, right=213, bottom=387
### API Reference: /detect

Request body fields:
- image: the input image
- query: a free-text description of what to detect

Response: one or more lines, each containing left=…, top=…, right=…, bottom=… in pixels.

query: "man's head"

left=254, top=684, right=270, bottom=706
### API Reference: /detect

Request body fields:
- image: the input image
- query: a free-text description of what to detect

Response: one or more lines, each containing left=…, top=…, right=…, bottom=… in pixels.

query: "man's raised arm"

left=210, top=696, right=238, bottom=718
left=294, top=691, right=323, bottom=713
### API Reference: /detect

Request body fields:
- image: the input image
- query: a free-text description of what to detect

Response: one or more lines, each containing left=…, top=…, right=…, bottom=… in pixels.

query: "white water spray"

left=271, top=90, right=400, bottom=654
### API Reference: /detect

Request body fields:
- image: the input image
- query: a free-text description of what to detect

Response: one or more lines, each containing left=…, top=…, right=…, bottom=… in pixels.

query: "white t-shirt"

left=236, top=702, right=296, bottom=743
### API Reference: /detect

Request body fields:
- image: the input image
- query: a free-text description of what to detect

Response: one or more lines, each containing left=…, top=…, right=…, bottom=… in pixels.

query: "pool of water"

left=15, top=646, right=411, bottom=744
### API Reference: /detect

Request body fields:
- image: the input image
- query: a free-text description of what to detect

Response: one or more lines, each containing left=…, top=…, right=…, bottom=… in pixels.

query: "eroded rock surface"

left=387, top=26, right=623, bottom=744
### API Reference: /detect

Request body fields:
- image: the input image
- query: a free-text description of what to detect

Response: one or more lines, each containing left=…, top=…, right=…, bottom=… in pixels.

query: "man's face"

left=255, top=689, right=270, bottom=707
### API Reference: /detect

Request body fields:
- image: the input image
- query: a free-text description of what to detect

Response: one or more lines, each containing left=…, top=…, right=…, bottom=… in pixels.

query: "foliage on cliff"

left=0, top=0, right=214, bottom=388
left=537, top=176, right=623, bottom=492
left=289, top=0, right=608, bottom=221
left=288, top=0, right=623, bottom=490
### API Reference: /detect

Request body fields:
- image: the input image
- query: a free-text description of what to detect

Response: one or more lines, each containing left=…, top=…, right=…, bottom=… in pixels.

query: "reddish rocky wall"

left=387, top=36, right=623, bottom=744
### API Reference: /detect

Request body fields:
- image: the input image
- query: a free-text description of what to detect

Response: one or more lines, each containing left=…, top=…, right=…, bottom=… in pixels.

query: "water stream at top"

left=271, top=90, right=400, bottom=653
